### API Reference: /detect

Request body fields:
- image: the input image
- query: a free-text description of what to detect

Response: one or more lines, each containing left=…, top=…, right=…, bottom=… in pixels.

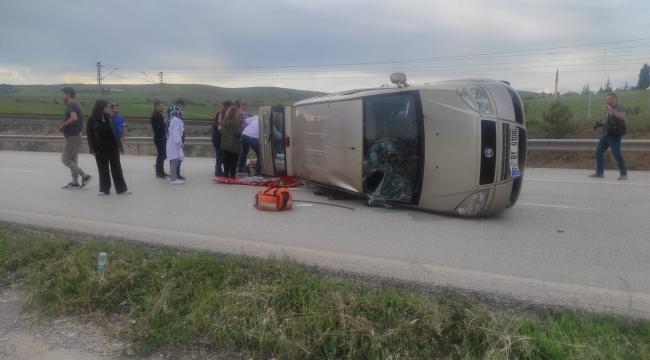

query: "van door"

left=363, top=92, right=424, bottom=204
left=259, top=105, right=288, bottom=176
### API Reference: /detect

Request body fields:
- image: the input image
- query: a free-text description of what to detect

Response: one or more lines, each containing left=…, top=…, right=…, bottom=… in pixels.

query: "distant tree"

left=623, top=82, right=629, bottom=91
left=542, top=102, right=574, bottom=139
left=637, top=63, right=650, bottom=90
left=604, top=77, right=612, bottom=93
left=581, top=84, right=591, bottom=95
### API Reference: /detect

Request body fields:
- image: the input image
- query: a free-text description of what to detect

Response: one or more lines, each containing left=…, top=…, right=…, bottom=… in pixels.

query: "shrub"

left=542, top=102, right=574, bottom=138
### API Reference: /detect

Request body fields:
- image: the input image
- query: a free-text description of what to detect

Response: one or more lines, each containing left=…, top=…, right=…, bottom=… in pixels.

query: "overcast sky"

left=1, top=0, right=649, bottom=93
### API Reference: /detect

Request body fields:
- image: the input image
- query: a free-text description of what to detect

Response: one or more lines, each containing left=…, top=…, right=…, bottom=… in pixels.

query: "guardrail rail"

left=3, top=135, right=650, bottom=152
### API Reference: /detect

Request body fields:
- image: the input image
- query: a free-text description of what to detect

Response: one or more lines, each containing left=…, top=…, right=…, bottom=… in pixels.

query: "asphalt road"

left=1, top=151, right=650, bottom=317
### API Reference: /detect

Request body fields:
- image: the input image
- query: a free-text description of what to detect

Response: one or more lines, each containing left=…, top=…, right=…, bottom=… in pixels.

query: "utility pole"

left=159, top=72, right=164, bottom=86
left=96, top=61, right=104, bottom=93
left=587, top=84, right=591, bottom=120
left=554, top=68, right=559, bottom=101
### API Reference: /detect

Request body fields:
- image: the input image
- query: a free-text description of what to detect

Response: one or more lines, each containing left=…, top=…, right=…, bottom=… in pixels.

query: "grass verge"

left=1, top=225, right=649, bottom=359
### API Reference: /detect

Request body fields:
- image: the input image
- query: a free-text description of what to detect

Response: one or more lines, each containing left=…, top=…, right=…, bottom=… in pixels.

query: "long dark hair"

left=90, top=100, right=108, bottom=121
left=225, top=105, right=237, bottom=119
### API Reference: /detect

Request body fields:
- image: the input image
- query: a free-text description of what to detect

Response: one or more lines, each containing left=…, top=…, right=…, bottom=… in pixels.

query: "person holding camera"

left=590, top=92, right=627, bottom=180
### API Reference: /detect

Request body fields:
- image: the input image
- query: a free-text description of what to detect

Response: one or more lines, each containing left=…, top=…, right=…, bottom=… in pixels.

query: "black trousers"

left=95, top=150, right=127, bottom=194
left=223, top=150, right=239, bottom=178
left=154, top=137, right=166, bottom=175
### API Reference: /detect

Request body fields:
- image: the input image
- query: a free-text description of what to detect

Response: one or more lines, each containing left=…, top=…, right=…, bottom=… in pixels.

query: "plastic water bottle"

left=97, top=252, right=108, bottom=273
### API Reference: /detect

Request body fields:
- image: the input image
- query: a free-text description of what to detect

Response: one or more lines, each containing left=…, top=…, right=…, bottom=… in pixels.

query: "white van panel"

left=293, top=100, right=364, bottom=192
left=485, top=84, right=516, bottom=122
left=418, top=90, right=480, bottom=210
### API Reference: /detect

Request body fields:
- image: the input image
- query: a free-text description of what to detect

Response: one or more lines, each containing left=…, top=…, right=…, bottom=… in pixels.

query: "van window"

left=363, top=93, right=423, bottom=204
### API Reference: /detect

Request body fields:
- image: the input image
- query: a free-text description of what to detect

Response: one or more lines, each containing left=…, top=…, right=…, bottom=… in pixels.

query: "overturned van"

left=258, top=76, right=527, bottom=216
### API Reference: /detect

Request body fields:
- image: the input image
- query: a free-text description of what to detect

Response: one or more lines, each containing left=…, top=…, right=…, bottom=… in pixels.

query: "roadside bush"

left=542, top=102, right=574, bottom=138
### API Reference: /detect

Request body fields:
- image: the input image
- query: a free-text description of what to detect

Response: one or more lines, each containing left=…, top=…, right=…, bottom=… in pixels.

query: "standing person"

left=212, top=100, right=232, bottom=177
left=86, top=100, right=129, bottom=195
left=59, top=86, right=92, bottom=189
left=166, top=104, right=185, bottom=184
left=235, top=101, right=251, bottom=176
left=220, top=106, right=241, bottom=178
left=237, top=115, right=261, bottom=176
left=150, top=100, right=168, bottom=178
left=590, top=92, right=628, bottom=180
left=110, top=103, right=127, bottom=141
left=237, top=101, right=251, bottom=132
left=168, top=100, right=187, bottom=180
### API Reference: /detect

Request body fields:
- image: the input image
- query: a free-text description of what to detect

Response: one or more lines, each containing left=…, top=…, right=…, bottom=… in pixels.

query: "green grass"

left=1, top=226, right=650, bottom=359
left=523, top=90, right=650, bottom=138
left=0, top=84, right=322, bottom=119
left=2, top=84, right=649, bottom=138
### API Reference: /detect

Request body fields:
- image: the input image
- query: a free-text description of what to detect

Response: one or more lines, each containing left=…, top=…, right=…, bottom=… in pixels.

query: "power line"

left=139, top=37, right=650, bottom=71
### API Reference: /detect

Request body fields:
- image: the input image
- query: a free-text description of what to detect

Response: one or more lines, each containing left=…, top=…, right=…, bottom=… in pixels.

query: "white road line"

left=518, top=202, right=593, bottom=210
left=1, top=207, right=649, bottom=318
left=527, top=177, right=650, bottom=187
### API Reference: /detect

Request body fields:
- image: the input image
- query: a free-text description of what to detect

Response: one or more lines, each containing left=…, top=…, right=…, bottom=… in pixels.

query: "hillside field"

left=0, top=84, right=322, bottom=119
left=0, top=84, right=649, bottom=138
left=523, top=90, right=650, bottom=138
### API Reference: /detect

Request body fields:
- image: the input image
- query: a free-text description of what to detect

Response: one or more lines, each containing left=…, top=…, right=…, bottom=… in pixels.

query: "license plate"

left=509, top=127, right=521, bottom=178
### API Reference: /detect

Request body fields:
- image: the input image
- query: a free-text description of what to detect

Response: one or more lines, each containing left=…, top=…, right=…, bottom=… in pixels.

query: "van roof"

left=294, top=79, right=509, bottom=106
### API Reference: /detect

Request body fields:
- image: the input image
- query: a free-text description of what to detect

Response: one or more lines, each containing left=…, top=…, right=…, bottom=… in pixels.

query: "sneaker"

left=618, top=175, right=628, bottom=181
left=98, top=192, right=108, bottom=196
left=588, top=173, right=604, bottom=178
left=171, top=180, right=185, bottom=185
left=117, top=190, right=132, bottom=195
left=62, top=182, right=80, bottom=189
left=156, top=174, right=167, bottom=179
left=80, top=175, right=93, bottom=188
left=178, top=175, right=186, bottom=180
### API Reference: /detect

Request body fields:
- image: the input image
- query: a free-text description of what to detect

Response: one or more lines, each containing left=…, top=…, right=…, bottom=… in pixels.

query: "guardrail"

left=0, top=113, right=212, bottom=126
left=2, top=135, right=650, bottom=150
left=526, top=139, right=650, bottom=152
left=0, top=135, right=213, bottom=156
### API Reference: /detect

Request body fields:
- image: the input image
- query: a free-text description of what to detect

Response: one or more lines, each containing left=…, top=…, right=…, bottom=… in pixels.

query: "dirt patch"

left=0, top=286, right=246, bottom=359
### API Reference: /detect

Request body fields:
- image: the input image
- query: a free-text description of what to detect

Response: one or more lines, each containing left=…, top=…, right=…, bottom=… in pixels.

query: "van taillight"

left=284, top=136, right=291, bottom=147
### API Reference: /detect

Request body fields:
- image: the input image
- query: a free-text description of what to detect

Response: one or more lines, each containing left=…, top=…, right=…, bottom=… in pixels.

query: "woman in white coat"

left=166, top=105, right=185, bottom=184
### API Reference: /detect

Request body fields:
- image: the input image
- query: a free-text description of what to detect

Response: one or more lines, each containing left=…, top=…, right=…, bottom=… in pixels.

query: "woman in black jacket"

left=86, top=100, right=129, bottom=195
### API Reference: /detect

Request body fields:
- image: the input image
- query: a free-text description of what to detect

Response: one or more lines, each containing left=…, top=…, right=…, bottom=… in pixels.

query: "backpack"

left=607, top=115, right=627, bottom=137
left=254, top=187, right=293, bottom=211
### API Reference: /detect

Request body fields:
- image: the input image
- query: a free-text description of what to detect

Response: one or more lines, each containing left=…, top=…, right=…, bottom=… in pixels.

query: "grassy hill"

left=523, top=89, right=650, bottom=138
left=0, top=84, right=323, bottom=119
left=1, top=84, right=648, bottom=138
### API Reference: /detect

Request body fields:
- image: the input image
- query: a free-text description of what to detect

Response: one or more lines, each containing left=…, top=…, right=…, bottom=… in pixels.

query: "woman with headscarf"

left=86, top=99, right=129, bottom=195
left=219, top=105, right=241, bottom=178
left=166, top=104, right=185, bottom=184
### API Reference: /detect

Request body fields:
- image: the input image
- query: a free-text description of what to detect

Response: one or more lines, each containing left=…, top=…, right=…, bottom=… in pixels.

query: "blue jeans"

left=212, top=134, right=224, bottom=176
left=237, top=135, right=261, bottom=176
left=595, top=135, right=627, bottom=176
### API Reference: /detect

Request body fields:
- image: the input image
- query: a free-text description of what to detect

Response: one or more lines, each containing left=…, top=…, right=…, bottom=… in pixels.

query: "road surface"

left=1, top=151, right=649, bottom=317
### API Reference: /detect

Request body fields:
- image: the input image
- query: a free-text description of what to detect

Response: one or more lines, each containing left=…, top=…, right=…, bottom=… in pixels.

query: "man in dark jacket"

left=590, top=92, right=628, bottom=180
left=150, top=100, right=168, bottom=178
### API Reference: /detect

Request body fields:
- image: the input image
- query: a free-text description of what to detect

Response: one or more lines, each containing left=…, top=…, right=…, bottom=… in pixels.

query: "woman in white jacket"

left=166, top=105, right=185, bottom=184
